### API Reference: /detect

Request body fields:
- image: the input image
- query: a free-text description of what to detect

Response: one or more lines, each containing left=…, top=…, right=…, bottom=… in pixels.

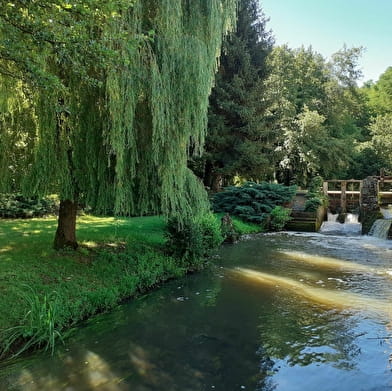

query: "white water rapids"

left=320, top=213, right=361, bottom=236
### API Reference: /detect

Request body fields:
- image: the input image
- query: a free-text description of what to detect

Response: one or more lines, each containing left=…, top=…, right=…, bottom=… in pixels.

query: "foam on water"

left=319, top=213, right=361, bottom=236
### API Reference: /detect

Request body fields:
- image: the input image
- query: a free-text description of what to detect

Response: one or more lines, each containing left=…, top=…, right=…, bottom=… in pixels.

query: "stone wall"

left=360, top=176, right=381, bottom=234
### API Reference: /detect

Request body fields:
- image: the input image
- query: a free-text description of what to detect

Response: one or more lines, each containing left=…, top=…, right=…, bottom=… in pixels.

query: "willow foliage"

left=0, top=0, right=237, bottom=220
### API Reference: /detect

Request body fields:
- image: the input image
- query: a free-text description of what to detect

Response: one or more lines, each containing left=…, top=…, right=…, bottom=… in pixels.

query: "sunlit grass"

left=0, top=215, right=170, bottom=358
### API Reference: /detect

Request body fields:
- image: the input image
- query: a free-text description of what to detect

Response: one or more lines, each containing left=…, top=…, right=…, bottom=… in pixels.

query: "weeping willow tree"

left=0, top=0, right=237, bottom=249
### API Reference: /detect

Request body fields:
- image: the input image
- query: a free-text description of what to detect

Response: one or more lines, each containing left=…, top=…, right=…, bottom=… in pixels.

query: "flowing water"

left=369, top=220, right=392, bottom=240
left=380, top=207, right=392, bottom=220
left=320, top=213, right=362, bottom=236
left=369, top=207, right=392, bottom=240
left=1, top=232, right=392, bottom=391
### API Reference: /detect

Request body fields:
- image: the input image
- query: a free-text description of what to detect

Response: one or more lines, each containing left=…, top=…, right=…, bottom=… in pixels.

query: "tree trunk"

left=211, top=172, right=223, bottom=192
left=54, top=199, right=78, bottom=250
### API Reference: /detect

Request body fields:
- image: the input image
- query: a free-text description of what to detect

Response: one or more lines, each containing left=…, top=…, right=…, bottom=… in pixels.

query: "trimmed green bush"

left=213, top=182, right=297, bottom=224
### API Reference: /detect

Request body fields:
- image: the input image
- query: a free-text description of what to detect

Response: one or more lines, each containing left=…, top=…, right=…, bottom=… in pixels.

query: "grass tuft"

left=0, top=287, right=63, bottom=359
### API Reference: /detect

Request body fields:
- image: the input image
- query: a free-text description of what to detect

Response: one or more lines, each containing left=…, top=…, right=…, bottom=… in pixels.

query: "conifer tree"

left=0, top=0, right=237, bottom=249
left=200, top=0, right=274, bottom=191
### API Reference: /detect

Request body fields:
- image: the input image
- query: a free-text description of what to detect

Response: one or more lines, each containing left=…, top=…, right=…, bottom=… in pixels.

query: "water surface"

left=1, top=232, right=391, bottom=391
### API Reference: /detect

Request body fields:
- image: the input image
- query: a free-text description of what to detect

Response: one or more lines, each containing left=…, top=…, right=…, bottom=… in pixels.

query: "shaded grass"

left=0, top=213, right=261, bottom=359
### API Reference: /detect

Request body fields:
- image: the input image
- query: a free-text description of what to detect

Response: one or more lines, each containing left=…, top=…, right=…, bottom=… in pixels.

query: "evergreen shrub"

left=304, top=197, right=323, bottom=212
left=212, top=182, right=297, bottom=224
left=0, top=194, right=59, bottom=218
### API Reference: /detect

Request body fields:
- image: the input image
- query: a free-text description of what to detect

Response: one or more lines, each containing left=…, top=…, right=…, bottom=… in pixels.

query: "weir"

left=323, top=177, right=392, bottom=214
left=319, top=212, right=361, bottom=236
left=323, top=180, right=362, bottom=214
left=321, top=176, right=392, bottom=237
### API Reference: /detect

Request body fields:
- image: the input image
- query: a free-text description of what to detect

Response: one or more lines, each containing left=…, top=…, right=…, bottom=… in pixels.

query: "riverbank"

left=0, top=214, right=261, bottom=361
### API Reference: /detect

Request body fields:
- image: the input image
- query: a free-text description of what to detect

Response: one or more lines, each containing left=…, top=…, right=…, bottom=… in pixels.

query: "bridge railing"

left=323, top=180, right=362, bottom=213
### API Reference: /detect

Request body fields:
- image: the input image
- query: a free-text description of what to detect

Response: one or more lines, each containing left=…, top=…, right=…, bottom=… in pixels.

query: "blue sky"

left=261, top=0, right=392, bottom=83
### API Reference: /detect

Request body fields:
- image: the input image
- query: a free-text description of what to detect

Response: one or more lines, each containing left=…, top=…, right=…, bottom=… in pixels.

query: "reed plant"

left=0, top=287, right=63, bottom=359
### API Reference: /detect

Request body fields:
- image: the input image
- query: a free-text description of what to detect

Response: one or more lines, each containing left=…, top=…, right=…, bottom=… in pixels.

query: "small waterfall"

left=368, top=219, right=392, bottom=240
left=327, top=213, right=338, bottom=222
left=345, top=213, right=359, bottom=224
left=380, top=207, right=392, bottom=219
left=320, top=212, right=361, bottom=236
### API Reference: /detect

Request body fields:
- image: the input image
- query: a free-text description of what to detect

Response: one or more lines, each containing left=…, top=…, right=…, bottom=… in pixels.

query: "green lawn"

left=0, top=213, right=261, bottom=359
left=0, top=215, right=179, bottom=356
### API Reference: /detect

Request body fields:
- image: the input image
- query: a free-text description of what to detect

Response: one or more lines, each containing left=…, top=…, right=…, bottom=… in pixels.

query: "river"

left=0, top=231, right=391, bottom=390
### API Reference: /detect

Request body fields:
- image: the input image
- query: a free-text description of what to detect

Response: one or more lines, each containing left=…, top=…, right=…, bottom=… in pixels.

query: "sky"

left=260, top=0, right=392, bottom=83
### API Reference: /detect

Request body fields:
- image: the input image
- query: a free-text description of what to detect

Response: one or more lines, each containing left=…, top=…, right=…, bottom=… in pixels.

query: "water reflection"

left=232, top=267, right=389, bottom=315
left=1, top=232, right=392, bottom=390
left=279, top=250, right=374, bottom=272
left=8, top=350, right=126, bottom=391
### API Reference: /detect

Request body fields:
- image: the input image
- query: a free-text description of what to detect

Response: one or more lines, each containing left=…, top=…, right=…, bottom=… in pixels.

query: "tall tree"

left=0, top=0, right=238, bottom=249
left=347, top=66, right=392, bottom=178
left=263, top=45, right=365, bottom=185
left=199, top=0, right=274, bottom=191
left=367, top=114, right=392, bottom=172
left=365, top=67, right=392, bottom=115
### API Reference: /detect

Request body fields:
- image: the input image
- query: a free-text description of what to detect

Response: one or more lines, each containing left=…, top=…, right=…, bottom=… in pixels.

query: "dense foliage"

left=0, top=194, right=59, bottom=218
left=192, top=0, right=379, bottom=189
left=164, top=213, right=223, bottom=267
left=0, top=0, right=238, bottom=248
left=196, top=0, right=274, bottom=191
left=269, top=206, right=292, bottom=231
left=304, top=176, right=327, bottom=212
left=213, top=182, right=296, bottom=224
left=262, top=45, right=367, bottom=185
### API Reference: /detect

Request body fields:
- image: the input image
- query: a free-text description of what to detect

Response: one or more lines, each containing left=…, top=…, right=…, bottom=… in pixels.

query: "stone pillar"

left=360, top=176, right=381, bottom=234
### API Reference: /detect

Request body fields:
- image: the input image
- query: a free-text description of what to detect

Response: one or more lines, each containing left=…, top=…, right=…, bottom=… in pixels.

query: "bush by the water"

left=164, top=212, right=223, bottom=267
left=213, top=182, right=296, bottom=224
left=304, top=176, right=327, bottom=212
left=0, top=194, right=59, bottom=218
left=304, top=197, right=323, bottom=212
left=269, top=206, right=292, bottom=231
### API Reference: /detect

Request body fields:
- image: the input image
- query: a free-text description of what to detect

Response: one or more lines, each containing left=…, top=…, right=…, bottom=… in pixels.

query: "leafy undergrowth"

left=0, top=213, right=262, bottom=360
